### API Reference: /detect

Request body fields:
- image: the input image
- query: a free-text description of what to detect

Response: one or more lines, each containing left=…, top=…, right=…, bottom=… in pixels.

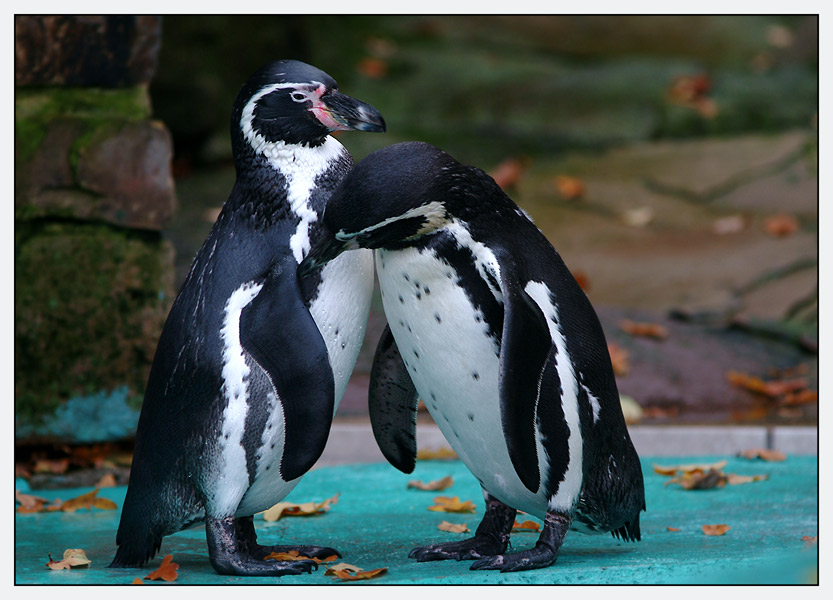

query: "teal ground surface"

left=15, top=456, right=818, bottom=585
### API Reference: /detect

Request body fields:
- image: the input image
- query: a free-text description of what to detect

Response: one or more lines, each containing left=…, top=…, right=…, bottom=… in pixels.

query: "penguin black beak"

left=318, top=90, right=386, bottom=133
left=299, top=235, right=351, bottom=278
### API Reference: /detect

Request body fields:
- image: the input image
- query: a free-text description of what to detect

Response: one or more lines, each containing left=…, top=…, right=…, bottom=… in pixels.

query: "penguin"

left=300, top=141, right=645, bottom=573
left=109, top=60, right=385, bottom=576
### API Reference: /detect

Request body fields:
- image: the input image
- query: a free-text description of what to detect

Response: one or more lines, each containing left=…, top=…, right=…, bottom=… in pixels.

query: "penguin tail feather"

left=610, top=512, right=641, bottom=543
left=109, top=527, right=163, bottom=568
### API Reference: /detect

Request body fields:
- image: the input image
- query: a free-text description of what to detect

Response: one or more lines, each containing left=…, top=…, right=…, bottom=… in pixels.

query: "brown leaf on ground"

left=438, top=520, right=470, bottom=533
left=264, top=550, right=338, bottom=564
left=144, top=554, right=179, bottom=581
left=737, top=448, right=787, bottom=462
left=512, top=520, right=541, bottom=532
left=553, top=175, right=585, bottom=200
left=325, top=562, right=388, bottom=581
left=620, top=319, right=668, bottom=340
left=46, top=549, right=91, bottom=570
left=16, top=490, right=50, bottom=512
left=667, top=527, right=681, bottom=532
left=802, top=535, right=817, bottom=547
left=667, top=468, right=728, bottom=490
left=726, top=371, right=809, bottom=399
left=702, top=524, right=730, bottom=536
left=262, top=493, right=339, bottom=522
left=132, top=578, right=144, bottom=584
left=428, top=496, right=477, bottom=513
left=61, top=488, right=117, bottom=512
left=726, top=473, right=769, bottom=485
left=653, top=460, right=729, bottom=476
left=96, top=473, right=117, bottom=488
left=779, top=389, right=818, bottom=406
left=764, top=213, right=800, bottom=237
left=608, top=343, right=630, bottom=376
left=490, top=157, right=529, bottom=190
left=408, top=475, right=454, bottom=491
left=33, top=458, right=70, bottom=475
left=416, top=447, right=458, bottom=461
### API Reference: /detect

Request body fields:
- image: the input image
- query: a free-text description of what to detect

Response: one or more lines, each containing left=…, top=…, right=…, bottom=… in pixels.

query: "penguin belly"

left=377, top=247, right=550, bottom=519
left=234, top=248, right=374, bottom=516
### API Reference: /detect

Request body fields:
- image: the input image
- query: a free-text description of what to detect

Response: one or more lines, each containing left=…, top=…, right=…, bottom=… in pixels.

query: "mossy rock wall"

left=15, top=16, right=176, bottom=443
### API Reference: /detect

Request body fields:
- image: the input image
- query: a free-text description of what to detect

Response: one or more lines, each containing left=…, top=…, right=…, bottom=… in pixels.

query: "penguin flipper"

left=240, top=255, right=335, bottom=482
left=368, top=324, right=419, bottom=473
left=498, top=280, right=553, bottom=493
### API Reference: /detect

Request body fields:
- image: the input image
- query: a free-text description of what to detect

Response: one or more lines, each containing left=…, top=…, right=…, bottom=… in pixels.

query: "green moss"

left=14, top=221, right=174, bottom=436
left=15, top=86, right=151, bottom=164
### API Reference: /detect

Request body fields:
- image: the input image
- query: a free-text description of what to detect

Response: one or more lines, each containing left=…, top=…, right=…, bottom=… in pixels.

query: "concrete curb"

left=315, top=423, right=818, bottom=467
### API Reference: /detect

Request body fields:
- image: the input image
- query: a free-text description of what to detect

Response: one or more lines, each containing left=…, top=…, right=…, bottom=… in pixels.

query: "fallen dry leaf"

left=438, top=520, right=470, bottom=534
left=667, top=527, right=681, bottom=532
left=46, top=548, right=91, bottom=570
left=727, top=371, right=809, bottom=399
left=702, top=524, right=730, bottom=536
left=737, top=448, right=787, bottom=462
left=61, top=488, right=117, bottom=512
left=325, top=562, right=388, bottom=581
left=512, top=520, right=541, bottom=532
left=264, top=550, right=338, bottom=564
left=428, top=496, right=476, bottom=513
left=262, top=493, right=339, bottom=522
left=666, top=468, right=728, bottom=490
left=764, top=213, right=800, bottom=237
left=16, top=490, right=50, bottom=511
left=144, top=554, right=179, bottom=582
left=132, top=578, right=144, bottom=584
left=653, top=460, right=729, bottom=477
left=416, top=447, right=458, bottom=461
left=553, top=174, right=585, bottom=200
left=33, top=458, right=70, bottom=475
left=779, top=389, right=818, bottom=406
left=408, top=475, right=453, bottom=491
left=620, top=319, right=668, bottom=340
left=802, top=535, right=817, bottom=547
left=491, top=157, right=529, bottom=190
left=726, top=473, right=769, bottom=485
left=608, top=343, right=630, bottom=376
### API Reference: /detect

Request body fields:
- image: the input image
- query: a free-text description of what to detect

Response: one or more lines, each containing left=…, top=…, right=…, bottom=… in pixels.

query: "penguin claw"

left=409, top=537, right=506, bottom=562
left=470, top=546, right=558, bottom=572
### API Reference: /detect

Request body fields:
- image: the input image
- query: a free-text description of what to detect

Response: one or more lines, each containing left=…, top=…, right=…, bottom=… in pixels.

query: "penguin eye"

left=290, top=91, right=308, bottom=103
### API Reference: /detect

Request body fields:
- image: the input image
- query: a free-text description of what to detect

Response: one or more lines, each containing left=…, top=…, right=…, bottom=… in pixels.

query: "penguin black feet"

left=470, top=510, right=572, bottom=573
left=409, top=494, right=516, bottom=562
left=234, top=515, right=341, bottom=561
left=206, top=516, right=318, bottom=576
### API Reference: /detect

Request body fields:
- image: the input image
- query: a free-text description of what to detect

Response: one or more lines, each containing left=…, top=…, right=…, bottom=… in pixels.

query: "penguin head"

left=301, top=141, right=473, bottom=274
left=231, top=59, right=385, bottom=158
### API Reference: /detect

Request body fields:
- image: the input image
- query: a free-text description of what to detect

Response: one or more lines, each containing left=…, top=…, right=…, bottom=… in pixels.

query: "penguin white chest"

left=376, top=246, right=550, bottom=517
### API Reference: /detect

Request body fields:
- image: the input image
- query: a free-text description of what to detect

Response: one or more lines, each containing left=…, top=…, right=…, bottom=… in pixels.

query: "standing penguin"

left=109, top=60, right=385, bottom=576
left=301, top=141, right=645, bottom=573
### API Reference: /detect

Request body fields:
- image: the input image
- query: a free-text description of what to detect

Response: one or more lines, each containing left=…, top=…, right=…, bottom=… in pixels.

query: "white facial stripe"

left=214, top=280, right=264, bottom=515
left=335, top=200, right=448, bottom=242
left=523, top=280, right=584, bottom=513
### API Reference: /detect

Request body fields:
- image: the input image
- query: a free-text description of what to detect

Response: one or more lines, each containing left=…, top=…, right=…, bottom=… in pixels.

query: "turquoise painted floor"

left=15, top=456, right=818, bottom=585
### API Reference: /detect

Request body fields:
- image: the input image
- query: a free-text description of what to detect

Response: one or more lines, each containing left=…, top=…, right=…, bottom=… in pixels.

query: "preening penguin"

left=110, top=60, right=384, bottom=576
left=301, top=141, right=645, bottom=573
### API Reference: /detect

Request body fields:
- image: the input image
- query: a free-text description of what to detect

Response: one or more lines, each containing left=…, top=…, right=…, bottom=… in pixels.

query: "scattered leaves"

left=428, top=496, right=476, bottom=513
left=653, top=460, right=729, bottom=476
left=132, top=578, right=144, bottom=584
left=667, top=527, right=681, bottom=532
left=512, top=520, right=541, bottom=532
left=655, top=460, right=768, bottom=491
left=61, top=488, right=117, bottom=512
left=491, top=157, right=529, bottom=190
left=46, top=549, right=91, bottom=570
left=764, top=213, right=800, bottom=237
left=262, top=493, right=340, bottom=522
left=416, top=447, right=458, bottom=461
left=438, top=520, right=470, bottom=534
left=408, top=475, right=454, bottom=491
left=737, top=448, right=787, bottom=462
left=16, top=490, right=53, bottom=513
left=702, top=524, right=730, bottom=536
left=325, top=563, right=388, bottom=581
left=144, top=554, right=179, bottom=582
left=620, top=319, right=668, bottom=340
left=726, top=473, right=769, bottom=485
left=33, top=458, right=70, bottom=475
left=96, top=473, right=117, bottom=488
left=264, top=550, right=337, bottom=564
left=802, top=535, right=817, bottom=547
left=553, top=175, right=585, bottom=200
left=608, top=343, right=630, bottom=376
left=666, top=468, right=728, bottom=490
left=727, top=371, right=808, bottom=399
